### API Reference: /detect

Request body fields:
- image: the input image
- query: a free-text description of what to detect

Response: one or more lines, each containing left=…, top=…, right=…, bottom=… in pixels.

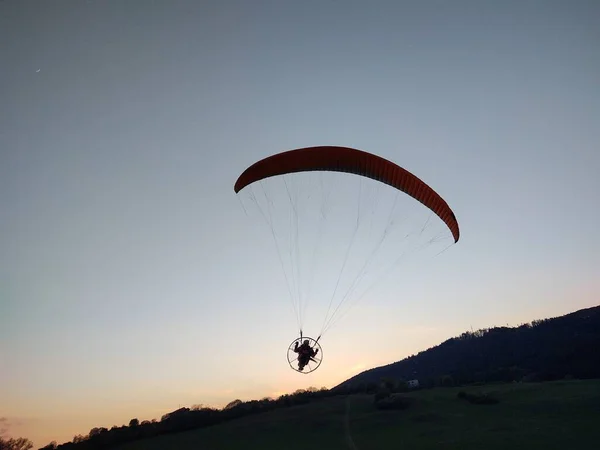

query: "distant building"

left=407, top=379, right=419, bottom=388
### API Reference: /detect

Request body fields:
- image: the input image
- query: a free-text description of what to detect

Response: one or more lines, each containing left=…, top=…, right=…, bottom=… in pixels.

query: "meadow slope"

left=114, top=379, right=600, bottom=450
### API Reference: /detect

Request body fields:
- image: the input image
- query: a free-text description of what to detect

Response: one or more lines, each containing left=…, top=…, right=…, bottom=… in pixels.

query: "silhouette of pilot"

left=294, top=339, right=319, bottom=371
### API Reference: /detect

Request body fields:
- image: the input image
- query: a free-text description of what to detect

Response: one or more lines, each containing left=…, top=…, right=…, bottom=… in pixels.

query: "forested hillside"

left=336, top=305, right=600, bottom=390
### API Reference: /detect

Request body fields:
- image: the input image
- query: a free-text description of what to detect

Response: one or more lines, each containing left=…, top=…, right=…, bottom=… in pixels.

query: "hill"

left=335, top=305, right=600, bottom=391
left=29, top=304, right=600, bottom=449
left=94, top=380, right=600, bottom=450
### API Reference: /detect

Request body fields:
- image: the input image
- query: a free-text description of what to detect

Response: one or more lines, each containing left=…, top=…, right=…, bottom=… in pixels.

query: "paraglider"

left=234, top=146, right=459, bottom=373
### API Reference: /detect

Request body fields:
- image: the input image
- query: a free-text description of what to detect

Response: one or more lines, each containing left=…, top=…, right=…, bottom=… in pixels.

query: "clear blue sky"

left=1, top=0, right=598, bottom=446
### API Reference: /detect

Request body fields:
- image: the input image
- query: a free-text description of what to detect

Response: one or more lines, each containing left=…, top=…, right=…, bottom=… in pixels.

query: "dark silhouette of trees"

left=0, top=437, right=34, bottom=450
left=1, top=420, right=34, bottom=450
left=37, top=388, right=333, bottom=449
left=223, top=399, right=243, bottom=410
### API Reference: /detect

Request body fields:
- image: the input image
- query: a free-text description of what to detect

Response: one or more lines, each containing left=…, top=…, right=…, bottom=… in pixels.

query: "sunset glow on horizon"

left=2, top=1, right=599, bottom=447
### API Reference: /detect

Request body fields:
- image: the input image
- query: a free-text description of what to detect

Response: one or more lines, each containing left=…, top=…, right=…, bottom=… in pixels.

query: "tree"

left=88, top=427, right=107, bottom=437
left=128, top=418, right=139, bottom=427
left=72, top=435, right=86, bottom=444
left=224, top=399, right=243, bottom=410
left=0, top=437, right=34, bottom=450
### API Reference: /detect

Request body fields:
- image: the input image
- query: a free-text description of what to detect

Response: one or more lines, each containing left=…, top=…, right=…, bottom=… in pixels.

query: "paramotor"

left=234, top=146, right=460, bottom=373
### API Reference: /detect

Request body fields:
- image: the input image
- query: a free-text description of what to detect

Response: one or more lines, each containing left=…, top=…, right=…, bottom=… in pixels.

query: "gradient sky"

left=1, top=0, right=599, bottom=446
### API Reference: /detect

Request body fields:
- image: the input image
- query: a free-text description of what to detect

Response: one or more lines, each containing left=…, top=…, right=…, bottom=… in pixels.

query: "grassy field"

left=116, top=379, right=600, bottom=450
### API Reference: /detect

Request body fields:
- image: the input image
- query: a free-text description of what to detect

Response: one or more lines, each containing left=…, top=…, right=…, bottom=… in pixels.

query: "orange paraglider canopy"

left=234, top=146, right=459, bottom=243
